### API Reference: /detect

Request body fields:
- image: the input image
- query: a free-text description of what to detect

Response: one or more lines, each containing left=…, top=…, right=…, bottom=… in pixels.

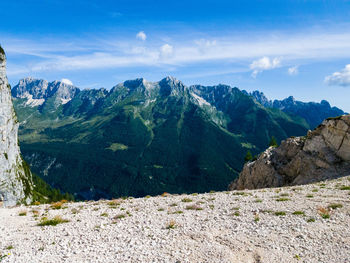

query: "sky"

left=1, top=0, right=350, bottom=111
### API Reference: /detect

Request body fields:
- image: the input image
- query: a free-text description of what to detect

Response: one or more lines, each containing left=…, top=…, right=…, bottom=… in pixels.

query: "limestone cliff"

left=229, top=115, right=350, bottom=190
left=0, top=46, right=33, bottom=206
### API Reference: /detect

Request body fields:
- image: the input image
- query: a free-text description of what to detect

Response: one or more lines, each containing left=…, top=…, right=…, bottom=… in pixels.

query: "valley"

left=11, top=77, right=340, bottom=199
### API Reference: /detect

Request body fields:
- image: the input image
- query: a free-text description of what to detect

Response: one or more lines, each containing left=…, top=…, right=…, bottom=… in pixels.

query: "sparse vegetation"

left=0, top=254, right=8, bottom=261
left=37, top=216, right=69, bottom=226
left=254, top=214, right=260, bottom=222
left=185, top=204, right=203, bottom=210
left=276, top=198, right=290, bottom=202
left=274, top=211, right=286, bottom=216
left=306, top=194, right=314, bottom=198
left=269, top=136, right=278, bottom=147
left=244, top=150, right=253, bottom=162
left=339, top=186, right=350, bottom=190
left=31, top=210, right=39, bottom=217
left=233, top=192, right=246, bottom=196
left=100, top=212, right=108, bottom=217
left=71, top=208, right=79, bottom=214
left=18, top=210, right=27, bottom=216
left=328, top=203, right=343, bottom=210
left=107, top=199, right=121, bottom=208
left=113, top=214, right=126, bottom=220
left=166, top=220, right=176, bottom=229
left=292, top=211, right=305, bottom=216
left=307, top=217, right=315, bottom=222
left=318, top=207, right=330, bottom=219
left=181, top=198, right=193, bottom=203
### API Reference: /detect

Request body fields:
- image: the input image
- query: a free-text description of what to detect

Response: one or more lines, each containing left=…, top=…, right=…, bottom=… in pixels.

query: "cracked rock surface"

left=230, top=115, right=350, bottom=190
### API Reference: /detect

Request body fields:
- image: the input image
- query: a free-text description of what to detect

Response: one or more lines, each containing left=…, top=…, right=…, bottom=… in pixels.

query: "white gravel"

left=1, top=176, right=350, bottom=263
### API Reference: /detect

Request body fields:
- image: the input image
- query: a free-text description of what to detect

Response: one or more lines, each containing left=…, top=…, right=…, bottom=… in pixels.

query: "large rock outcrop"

left=229, top=115, right=350, bottom=190
left=0, top=46, right=33, bottom=206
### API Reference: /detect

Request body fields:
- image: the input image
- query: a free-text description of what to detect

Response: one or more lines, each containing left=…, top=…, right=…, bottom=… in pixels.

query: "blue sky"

left=1, top=0, right=350, bottom=111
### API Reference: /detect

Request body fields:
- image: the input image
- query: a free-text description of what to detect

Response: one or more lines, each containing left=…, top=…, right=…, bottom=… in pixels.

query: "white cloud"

left=160, top=44, right=173, bottom=58
left=61, top=78, right=73, bottom=85
left=136, top=31, right=147, bottom=41
left=288, top=66, right=299, bottom=75
left=325, top=64, right=350, bottom=86
left=5, top=30, right=350, bottom=76
left=195, top=39, right=217, bottom=47
left=250, top=56, right=281, bottom=77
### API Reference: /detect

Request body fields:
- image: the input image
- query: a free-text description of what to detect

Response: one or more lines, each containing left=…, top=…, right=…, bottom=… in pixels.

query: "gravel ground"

left=1, top=176, right=350, bottom=263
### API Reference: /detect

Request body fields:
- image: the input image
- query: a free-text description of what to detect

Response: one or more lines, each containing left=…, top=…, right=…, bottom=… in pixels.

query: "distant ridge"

left=245, top=90, right=345, bottom=129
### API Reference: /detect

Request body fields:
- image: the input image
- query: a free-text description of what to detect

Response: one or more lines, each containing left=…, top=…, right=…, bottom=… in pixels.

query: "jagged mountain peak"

left=12, top=78, right=80, bottom=107
left=158, top=76, right=187, bottom=97
left=247, top=90, right=345, bottom=128
left=248, top=90, right=272, bottom=107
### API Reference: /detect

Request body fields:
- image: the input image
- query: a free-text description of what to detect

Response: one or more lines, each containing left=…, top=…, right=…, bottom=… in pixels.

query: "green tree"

left=269, top=136, right=278, bottom=147
left=244, top=150, right=253, bottom=162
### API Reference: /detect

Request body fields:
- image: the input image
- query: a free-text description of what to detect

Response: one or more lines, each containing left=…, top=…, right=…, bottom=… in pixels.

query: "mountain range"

left=246, top=90, right=345, bottom=129
left=11, top=77, right=344, bottom=199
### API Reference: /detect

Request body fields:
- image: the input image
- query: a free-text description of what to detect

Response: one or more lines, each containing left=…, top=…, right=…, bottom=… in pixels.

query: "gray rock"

left=0, top=48, right=33, bottom=207
left=12, top=77, right=79, bottom=107
left=229, top=115, right=350, bottom=190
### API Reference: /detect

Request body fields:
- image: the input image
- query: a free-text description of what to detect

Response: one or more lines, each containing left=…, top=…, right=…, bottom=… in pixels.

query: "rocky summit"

left=0, top=47, right=33, bottom=207
left=230, top=115, right=350, bottom=190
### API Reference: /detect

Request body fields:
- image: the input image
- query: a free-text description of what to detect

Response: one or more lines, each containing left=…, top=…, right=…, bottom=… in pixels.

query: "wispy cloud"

left=160, top=44, right=173, bottom=58
left=136, top=31, right=147, bottom=41
left=250, top=56, right=281, bottom=77
left=325, top=64, right=350, bottom=87
left=288, top=66, right=299, bottom=75
left=61, top=78, right=73, bottom=85
left=3, top=30, right=350, bottom=76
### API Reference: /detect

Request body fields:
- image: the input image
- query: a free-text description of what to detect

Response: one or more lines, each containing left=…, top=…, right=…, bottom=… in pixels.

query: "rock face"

left=229, top=115, right=350, bottom=190
left=0, top=47, right=33, bottom=206
left=12, top=77, right=79, bottom=108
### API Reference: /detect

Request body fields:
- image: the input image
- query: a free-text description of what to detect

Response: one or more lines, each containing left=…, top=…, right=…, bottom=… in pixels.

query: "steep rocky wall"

left=0, top=47, right=33, bottom=206
left=229, top=115, right=350, bottom=190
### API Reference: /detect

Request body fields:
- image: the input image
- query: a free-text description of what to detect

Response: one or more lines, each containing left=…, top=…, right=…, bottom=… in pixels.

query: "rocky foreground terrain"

left=230, top=115, right=350, bottom=190
left=1, top=176, right=350, bottom=263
